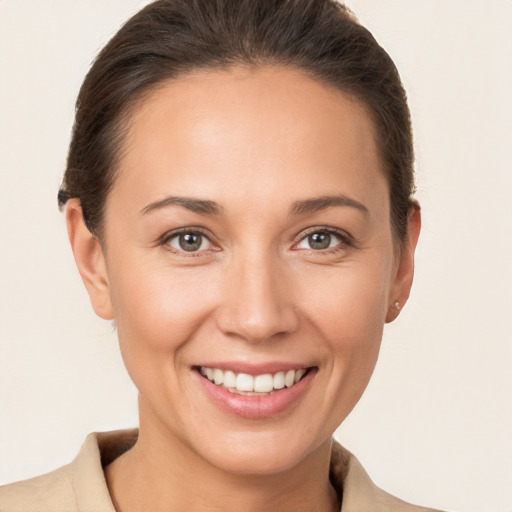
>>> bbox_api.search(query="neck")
[105,405,340,512]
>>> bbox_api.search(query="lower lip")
[195,369,316,419]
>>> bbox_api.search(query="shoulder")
[0,464,77,512]
[0,430,134,512]
[330,441,447,512]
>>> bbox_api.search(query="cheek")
[299,259,392,345]
[297,257,393,412]
[108,258,219,356]
[107,262,223,411]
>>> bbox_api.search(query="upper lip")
[194,362,315,375]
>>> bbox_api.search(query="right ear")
[65,199,114,320]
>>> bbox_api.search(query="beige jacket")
[0,430,444,512]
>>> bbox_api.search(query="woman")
[1,0,443,510]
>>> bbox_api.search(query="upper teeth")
[199,367,307,394]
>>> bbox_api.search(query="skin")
[66,65,420,512]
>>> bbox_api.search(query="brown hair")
[59,0,415,244]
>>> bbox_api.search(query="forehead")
[111,65,386,216]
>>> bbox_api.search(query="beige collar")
[71,429,440,512]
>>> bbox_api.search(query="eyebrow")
[140,196,223,216]
[140,194,368,217]
[291,195,369,216]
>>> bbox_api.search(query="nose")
[215,251,299,343]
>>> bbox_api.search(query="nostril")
[214,302,300,343]
[214,263,300,342]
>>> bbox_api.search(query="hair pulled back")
[59,0,415,244]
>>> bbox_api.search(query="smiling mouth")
[196,366,312,396]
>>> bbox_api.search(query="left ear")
[66,198,114,320]
[386,202,421,323]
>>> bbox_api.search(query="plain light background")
[1,1,511,511]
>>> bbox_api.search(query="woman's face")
[73,66,418,475]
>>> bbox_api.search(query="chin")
[189,427,329,476]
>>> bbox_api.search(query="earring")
[392,301,401,311]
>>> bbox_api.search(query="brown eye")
[308,232,331,250]
[167,231,211,253]
[179,233,202,251]
[296,229,346,252]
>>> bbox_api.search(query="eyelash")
[160,226,353,256]
[161,227,217,257]
[293,227,353,255]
